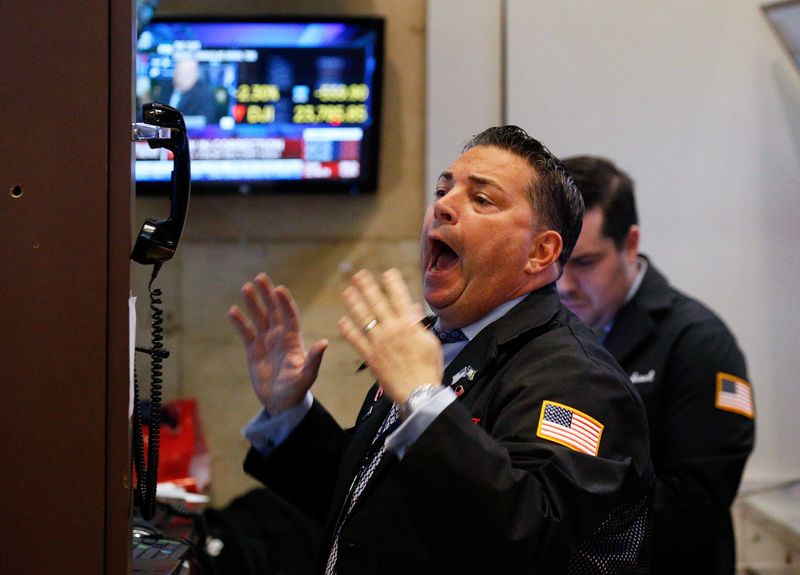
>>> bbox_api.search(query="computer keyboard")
[133,530,190,574]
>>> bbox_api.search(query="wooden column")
[0,1,134,573]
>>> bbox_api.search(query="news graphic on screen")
[135,17,384,194]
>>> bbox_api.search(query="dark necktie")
[433,326,468,344]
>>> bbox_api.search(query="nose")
[433,193,457,224]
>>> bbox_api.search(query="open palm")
[230,273,327,414]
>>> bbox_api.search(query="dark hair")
[562,156,638,250]
[462,126,584,267]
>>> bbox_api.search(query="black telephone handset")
[131,103,191,521]
[131,102,191,266]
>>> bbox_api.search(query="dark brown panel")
[0,1,132,573]
[107,1,135,573]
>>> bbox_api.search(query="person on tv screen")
[168,57,221,125]
[557,155,755,575]
[229,126,655,573]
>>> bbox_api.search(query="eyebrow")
[569,251,603,262]
[437,171,506,192]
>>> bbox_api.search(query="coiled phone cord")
[133,263,168,521]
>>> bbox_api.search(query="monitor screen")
[135,16,384,194]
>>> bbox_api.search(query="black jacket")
[172,80,220,123]
[603,257,755,575]
[245,284,654,574]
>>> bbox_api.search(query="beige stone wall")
[133,0,426,506]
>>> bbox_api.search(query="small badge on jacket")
[451,365,477,387]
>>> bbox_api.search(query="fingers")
[232,272,299,345]
[342,285,378,334]
[343,268,415,330]
[239,272,296,334]
[232,269,416,368]
[228,305,256,345]
[338,315,372,361]
[381,269,415,320]
[352,270,397,323]
[253,273,281,330]
[410,302,426,324]
[338,268,417,365]
[241,282,269,332]
[274,285,301,336]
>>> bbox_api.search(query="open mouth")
[428,238,459,271]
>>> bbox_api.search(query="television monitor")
[135,16,384,194]
[763,1,800,75]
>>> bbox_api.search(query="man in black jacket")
[229,127,654,573]
[167,58,220,124]
[558,156,755,574]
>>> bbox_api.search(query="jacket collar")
[603,255,674,362]
[443,283,562,386]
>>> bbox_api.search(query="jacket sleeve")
[243,399,350,522]
[653,317,755,562]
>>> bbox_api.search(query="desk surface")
[738,481,800,547]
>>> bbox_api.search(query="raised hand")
[229,273,328,414]
[338,268,443,404]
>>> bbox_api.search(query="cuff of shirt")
[241,392,313,456]
[384,385,456,459]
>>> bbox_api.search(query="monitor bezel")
[135,14,385,196]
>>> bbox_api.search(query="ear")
[623,225,640,265]
[525,230,563,274]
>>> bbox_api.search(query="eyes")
[433,187,496,208]
[567,256,599,269]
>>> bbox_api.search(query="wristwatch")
[398,384,442,421]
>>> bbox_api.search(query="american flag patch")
[715,372,754,418]
[536,401,604,456]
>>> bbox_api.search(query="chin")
[423,284,448,308]
[423,296,447,315]
[423,295,455,322]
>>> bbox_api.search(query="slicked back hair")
[462,125,584,267]
[561,156,638,250]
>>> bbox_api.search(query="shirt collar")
[433,294,527,342]
[624,256,648,305]
[434,295,526,366]
[600,256,648,338]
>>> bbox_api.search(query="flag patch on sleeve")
[536,400,604,456]
[715,372,754,418]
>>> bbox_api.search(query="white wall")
[429,0,800,481]
[425,0,503,202]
